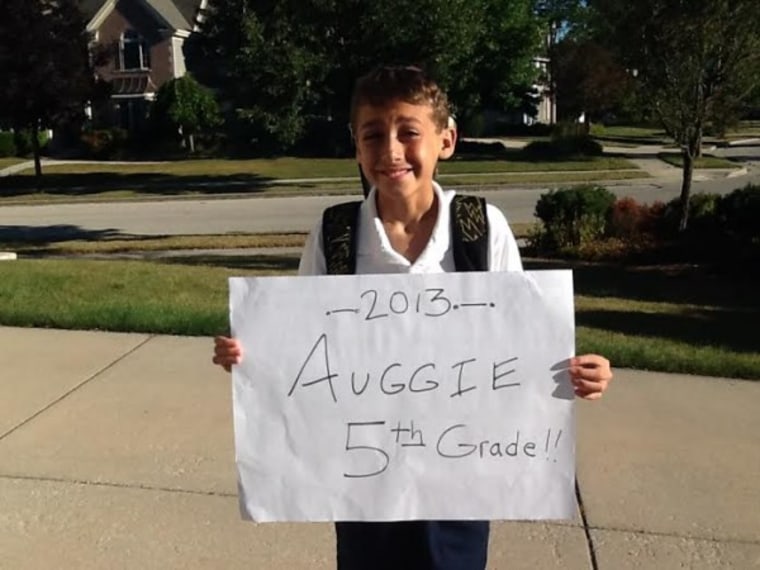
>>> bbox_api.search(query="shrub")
[80,128,128,159]
[14,130,50,156]
[717,184,760,248]
[533,184,616,250]
[553,122,589,138]
[0,132,16,157]
[607,197,643,239]
[522,135,603,160]
[493,122,554,137]
[659,193,721,238]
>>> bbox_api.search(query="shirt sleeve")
[486,204,523,272]
[298,218,327,276]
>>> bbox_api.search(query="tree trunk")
[188,133,195,153]
[695,130,703,158]
[31,124,42,189]
[678,149,695,232]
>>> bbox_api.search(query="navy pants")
[335,520,489,570]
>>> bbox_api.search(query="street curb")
[727,167,749,178]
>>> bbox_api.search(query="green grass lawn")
[2,233,308,254]
[657,153,739,169]
[0,154,642,203]
[1,256,757,379]
[591,125,671,146]
[1,223,538,254]
[0,157,26,169]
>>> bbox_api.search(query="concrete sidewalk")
[1,326,758,569]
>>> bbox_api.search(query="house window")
[120,30,150,70]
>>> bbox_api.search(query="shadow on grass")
[578,308,760,354]
[0,172,276,197]
[453,144,617,164]
[0,224,126,243]
[524,258,759,308]
[593,134,670,146]
[161,254,300,272]
[525,258,760,355]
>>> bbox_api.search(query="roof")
[79,0,202,32]
[143,0,191,30]
[172,0,202,27]
[78,0,105,20]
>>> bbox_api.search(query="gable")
[78,0,108,21]
[81,0,202,32]
[172,0,203,28]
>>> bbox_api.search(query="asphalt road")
[1,148,758,239]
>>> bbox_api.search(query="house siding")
[95,0,172,88]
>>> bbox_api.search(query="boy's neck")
[375,185,439,263]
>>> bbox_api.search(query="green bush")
[659,193,721,238]
[492,122,554,137]
[533,184,616,250]
[0,132,17,157]
[522,135,603,160]
[717,184,760,248]
[14,130,49,156]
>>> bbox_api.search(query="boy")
[214,65,613,569]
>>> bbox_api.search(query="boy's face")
[354,100,456,202]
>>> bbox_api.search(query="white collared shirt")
[298,182,523,276]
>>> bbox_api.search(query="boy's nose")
[382,134,404,161]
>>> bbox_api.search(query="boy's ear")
[439,126,457,160]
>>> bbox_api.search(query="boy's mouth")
[378,167,413,180]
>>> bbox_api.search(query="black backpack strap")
[450,194,489,272]
[322,201,363,275]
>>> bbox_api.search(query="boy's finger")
[572,354,609,368]
[572,377,605,391]
[570,366,611,382]
[575,388,603,400]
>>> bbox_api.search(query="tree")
[589,0,760,230]
[189,0,543,151]
[0,0,94,181]
[534,0,588,124]
[188,0,334,150]
[461,0,543,124]
[553,39,633,126]
[151,75,222,152]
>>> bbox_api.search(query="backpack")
[321,194,489,275]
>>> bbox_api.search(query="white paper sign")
[230,270,576,522]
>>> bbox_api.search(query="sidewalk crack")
[576,474,599,570]
[0,334,156,441]
[0,473,236,498]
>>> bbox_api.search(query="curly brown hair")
[349,65,451,135]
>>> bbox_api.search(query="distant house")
[79,0,205,130]
[531,55,556,125]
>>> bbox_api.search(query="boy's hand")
[212,336,243,373]
[570,354,612,400]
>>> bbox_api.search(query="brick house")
[79,0,204,130]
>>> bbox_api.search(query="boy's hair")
[349,65,451,134]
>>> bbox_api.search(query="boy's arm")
[486,204,522,272]
[298,219,327,276]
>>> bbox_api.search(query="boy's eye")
[362,132,382,142]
